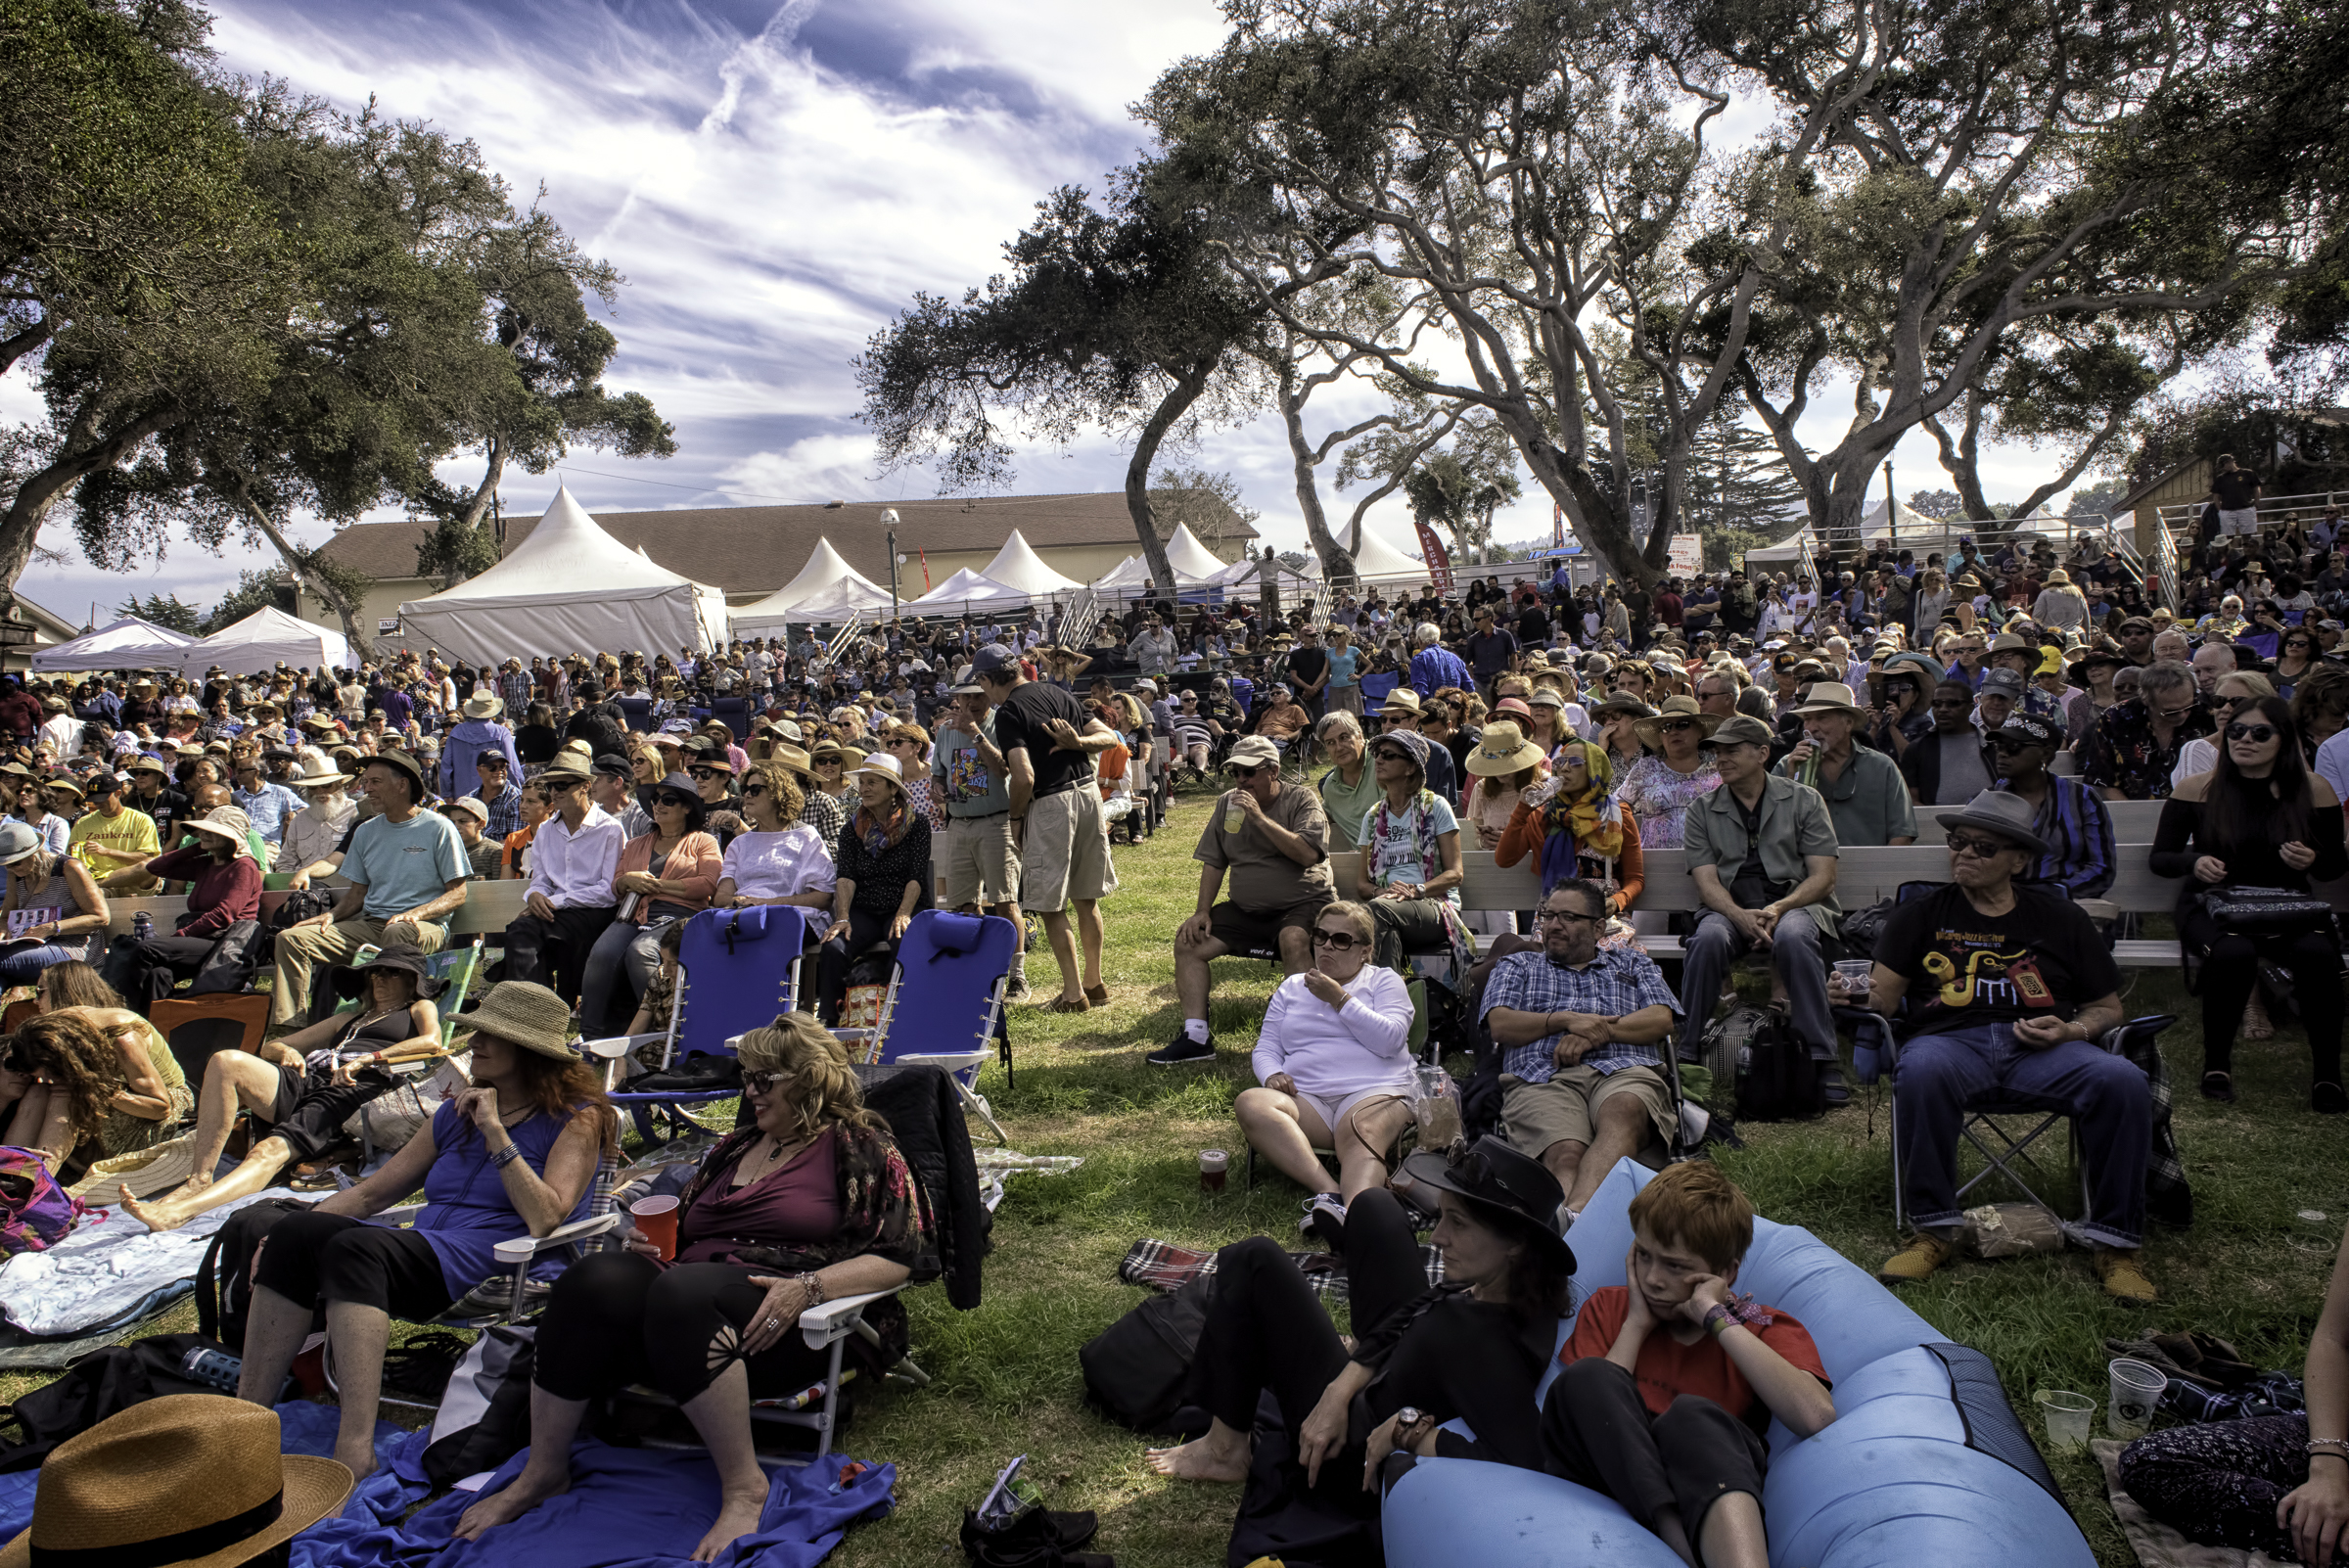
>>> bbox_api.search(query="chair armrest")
[800,1285,904,1348]
[581,1033,665,1061]
[829,1028,878,1042]
[490,1212,623,1266]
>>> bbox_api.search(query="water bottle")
[181,1347,242,1392]
[132,911,153,942]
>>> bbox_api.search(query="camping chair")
[316,945,484,1168]
[834,910,1013,1145]
[582,905,810,1146]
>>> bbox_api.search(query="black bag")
[186,918,265,995]
[2198,887,2336,937]
[1079,1275,1212,1437]
[631,1055,743,1093]
[196,1196,317,1350]
[1734,1009,1827,1122]
[0,1333,260,1472]
[1225,1389,1382,1568]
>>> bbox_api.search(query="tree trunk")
[1124,361,1213,598]
[237,492,376,664]
[0,405,182,594]
[1508,430,1658,590]
[457,438,505,530]
[1277,359,1357,581]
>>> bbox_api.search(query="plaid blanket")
[1117,1237,1445,1304]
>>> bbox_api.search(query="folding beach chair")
[835,910,1014,1145]
[582,905,809,1146]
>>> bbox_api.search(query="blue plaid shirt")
[1480,946,1683,1084]
[231,782,304,845]
[475,781,524,840]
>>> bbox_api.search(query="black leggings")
[1192,1189,1545,1495]
[249,1210,455,1319]
[531,1251,833,1406]
[2185,908,2344,1082]
[2119,1412,2309,1557]
[1541,1358,1768,1545]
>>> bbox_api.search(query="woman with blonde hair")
[454,1014,929,1559]
[714,759,836,911]
[1911,568,1951,638]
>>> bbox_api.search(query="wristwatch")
[1393,1407,1434,1448]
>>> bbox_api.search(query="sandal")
[1083,984,1110,1005]
[2199,1070,2235,1102]
[1042,994,1090,1014]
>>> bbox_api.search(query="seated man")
[1989,713,2115,898]
[1679,715,1841,1068]
[1482,878,1681,1220]
[1848,789,2152,1303]
[500,757,623,1006]
[1541,1163,1835,1568]
[1154,734,1335,1066]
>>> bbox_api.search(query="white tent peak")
[176,605,350,676]
[1162,525,1228,581]
[978,530,1083,596]
[907,568,1028,611]
[730,538,894,631]
[1341,518,1424,578]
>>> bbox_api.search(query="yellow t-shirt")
[67,806,159,877]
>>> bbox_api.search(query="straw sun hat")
[1633,694,1724,749]
[1463,720,1546,776]
[461,980,579,1061]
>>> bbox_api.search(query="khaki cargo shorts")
[1499,1064,1674,1158]
[1019,786,1118,913]
[942,812,1020,908]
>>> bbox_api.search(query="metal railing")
[2154,490,2348,542]
[820,612,862,665]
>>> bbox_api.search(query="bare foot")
[332,1438,377,1488]
[119,1187,188,1234]
[691,1487,769,1562]
[1145,1433,1250,1483]
[452,1463,572,1541]
[166,1172,213,1198]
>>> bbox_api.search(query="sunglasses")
[1311,928,1364,949]
[2226,722,2279,743]
[1945,830,2017,858]
[655,792,696,809]
[742,783,770,799]
[742,1070,787,1093]
[1988,735,2040,753]
[1655,718,1698,734]
[2152,702,2197,721]
[1930,696,1971,709]
[1537,908,1603,926]
[1228,763,1266,780]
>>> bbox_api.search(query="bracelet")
[1702,1304,1737,1337]
[2311,1438,2349,1456]
[798,1270,827,1307]
[489,1141,523,1169]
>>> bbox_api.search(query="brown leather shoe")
[1042,993,1090,1014]
[1084,984,1110,1005]
[2096,1248,2158,1306]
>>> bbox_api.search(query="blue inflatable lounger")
[1382,1159,2095,1568]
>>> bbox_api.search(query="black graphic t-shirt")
[1873,883,2119,1035]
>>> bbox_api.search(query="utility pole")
[882,508,900,621]
[1883,459,1896,553]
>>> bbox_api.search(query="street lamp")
[881,508,900,620]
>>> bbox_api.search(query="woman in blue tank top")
[229,981,615,1486]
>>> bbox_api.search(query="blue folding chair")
[837,910,1015,1144]
[585,905,809,1146]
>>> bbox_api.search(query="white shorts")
[1294,1084,1414,1144]
[2221,508,2260,536]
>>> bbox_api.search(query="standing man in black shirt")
[1514,590,1552,655]
[1284,626,1331,720]
[2209,453,2263,539]
[1463,605,1520,702]
[974,645,1121,1014]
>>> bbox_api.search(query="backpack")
[0,1147,91,1256]
[0,1333,242,1472]
[1733,1008,1828,1122]
[1078,1275,1212,1438]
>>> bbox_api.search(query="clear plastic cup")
[2108,1359,2166,1439]
[2035,1389,2095,1451]
[1198,1149,1229,1193]
[1833,959,1873,992]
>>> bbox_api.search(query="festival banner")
[1411,519,1456,596]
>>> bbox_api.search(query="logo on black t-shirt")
[1923,941,2054,1010]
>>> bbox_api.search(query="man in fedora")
[439,689,523,798]
[269,750,470,1026]
[1845,790,2152,1303]
[502,755,622,1008]
[1773,682,1914,848]
[1679,715,1842,1066]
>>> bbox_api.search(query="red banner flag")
[917,549,932,592]
[1411,519,1455,597]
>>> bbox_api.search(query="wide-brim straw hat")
[1589,692,1657,721]
[1634,695,1725,748]
[461,981,579,1060]
[461,693,503,719]
[290,764,350,790]
[0,1394,351,1568]
[186,807,253,850]
[1464,720,1546,776]
[768,741,817,783]
[1790,681,1869,718]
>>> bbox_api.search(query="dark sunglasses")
[655,792,696,809]
[1655,718,1698,734]
[1929,696,1971,709]
[689,766,726,779]
[742,1070,786,1093]
[1228,763,1265,780]
[1988,734,2041,753]
[1311,927,1364,949]
[1945,830,2017,857]
[741,783,770,799]
[2226,722,2279,743]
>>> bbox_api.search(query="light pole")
[882,508,900,621]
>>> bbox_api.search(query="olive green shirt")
[1684,773,1842,935]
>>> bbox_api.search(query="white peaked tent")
[770,576,899,624]
[1208,554,1320,592]
[730,538,893,635]
[396,485,730,662]
[1089,555,1153,594]
[976,530,1083,597]
[31,615,195,672]
[1163,524,1230,581]
[174,606,351,675]
[906,568,1029,613]
[1343,518,1427,580]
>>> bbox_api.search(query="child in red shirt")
[1542,1164,1837,1568]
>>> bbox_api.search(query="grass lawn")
[14,788,2345,1565]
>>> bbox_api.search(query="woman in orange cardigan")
[1495,738,1644,951]
[579,772,724,1035]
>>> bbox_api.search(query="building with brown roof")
[296,491,1257,639]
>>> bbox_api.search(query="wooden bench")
[103,878,533,943]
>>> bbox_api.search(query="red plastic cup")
[629,1195,679,1262]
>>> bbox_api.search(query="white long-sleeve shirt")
[1252,964,1418,1098]
[526,806,624,908]
[718,826,837,901]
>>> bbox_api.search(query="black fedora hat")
[329,942,446,1001]
[1398,1135,1575,1269]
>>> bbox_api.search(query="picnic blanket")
[1119,1237,1445,1303]
[2094,1437,2287,1568]
[0,1187,300,1337]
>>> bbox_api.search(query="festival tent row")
[29,616,195,673]
[727,539,896,635]
[395,486,731,663]
[976,530,1084,597]
[905,568,1030,613]
[173,606,351,675]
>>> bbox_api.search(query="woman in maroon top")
[101,806,263,1013]
[455,1014,933,1561]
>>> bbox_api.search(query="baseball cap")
[968,645,1020,678]
[1978,669,2026,697]
[1226,736,1282,769]
[1998,714,2061,748]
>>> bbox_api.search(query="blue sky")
[6,0,2070,625]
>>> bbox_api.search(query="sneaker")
[1146,1032,1215,1067]
[1878,1233,1955,1285]
[2096,1248,2158,1306]
[1300,1193,1348,1244]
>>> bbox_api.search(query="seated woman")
[1493,737,1644,963]
[1147,1134,1570,1506]
[0,819,109,987]
[228,981,612,1485]
[120,945,445,1232]
[1,1000,192,1181]
[712,761,836,911]
[1349,730,1467,973]
[2121,1209,2349,1562]
[815,753,933,1024]
[1236,900,1416,1224]
[1540,1162,1836,1568]
[452,1015,929,1558]
[96,808,261,1011]
[2149,695,2349,1109]
[577,775,721,1037]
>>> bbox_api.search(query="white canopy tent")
[905,568,1029,613]
[1162,525,1231,581]
[730,539,894,635]
[395,486,730,663]
[771,577,899,625]
[1342,519,1427,580]
[175,606,351,676]
[1206,554,1319,591]
[976,530,1084,597]
[31,616,195,672]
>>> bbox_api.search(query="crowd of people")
[9,493,2349,1567]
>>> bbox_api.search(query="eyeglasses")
[1311,928,1364,949]
[1537,908,1602,926]
[1945,831,2016,858]
[2226,722,2280,743]
[2152,702,2197,721]
[1228,763,1265,779]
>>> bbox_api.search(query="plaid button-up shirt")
[1480,946,1683,1084]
